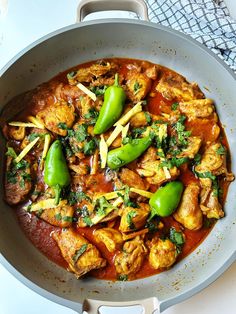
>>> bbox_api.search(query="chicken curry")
[1,58,234,281]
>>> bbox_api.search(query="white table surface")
[0,1,236,313]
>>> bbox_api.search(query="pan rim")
[0,18,236,312]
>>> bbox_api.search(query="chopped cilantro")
[216,144,226,155]
[126,210,137,230]
[54,213,62,221]
[95,196,113,217]
[83,108,99,124]
[72,244,88,263]
[194,171,216,181]
[203,218,216,228]
[144,112,152,124]
[131,127,146,138]
[28,132,47,142]
[83,216,93,227]
[193,153,202,165]
[75,124,88,142]
[169,227,185,254]
[90,85,107,96]
[118,274,128,281]
[15,160,29,170]
[171,102,179,110]
[83,138,98,156]
[67,71,77,79]
[36,208,44,217]
[159,157,189,169]
[67,191,91,205]
[5,146,17,158]
[145,220,159,233]
[58,122,68,130]
[212,179,223,197]
[133,81,142,94]
[62,216,73,222]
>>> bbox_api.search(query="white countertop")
[0,1,236,313]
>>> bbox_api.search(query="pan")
[0,0,236,313]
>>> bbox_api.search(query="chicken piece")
[68,61,118,84]
[179,99,214,120]
[79,95,95,117]
[130,111,148,127]
[137,160,179,185]
[149,238,177,269]
[8,126,25,140]
[126,71,152,102]
[119,168,146,191]
[20,128,50,156]
[195,143,228,176]
[177,136,202,159]
[141,146,157,163]
[114,236,148,276]
[37,101,75,136]
[94,228,123,252]
[200,190,224,219]
[52,228,106,278]
[55,83,83,102]
[5,156,32,205]
[156,72,204,101]
[119,203,150,233]
[174,183,203,230]
[69,162,89,175]
[145,65,158,80]
[39,200,74,228]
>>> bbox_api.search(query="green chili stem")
[54,184,61,205]
[114,73,119,87]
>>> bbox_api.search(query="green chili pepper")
[94,73,126,134]
[149,181,183,218]
[44,140,70,205]
[107,136,152,170]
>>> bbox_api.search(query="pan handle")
[76,0,149,22]
[82,297,160,314]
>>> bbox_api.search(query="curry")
[1,58,234,281]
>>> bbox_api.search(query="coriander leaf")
[27,132,48,142]
[193,153,201,165]
[216,144,226,155]
[67,191,91,205]
[145,220,159,233]
[62,216,73,222]
[83,108,99,125]
[6,171,17,184]
[131,127,146,138]
[90,85,107,96]
[58,122,68,130]
[118,274,128,281]
[83,138,97,155]
[169,227,185,254]
[72,244,88,263]
[54,213,62,220]
[203,218,216,228]
[133,81,142,94]
[75,124,88,142]
[194,171,216,180]
[95,196,113,217]
[15,160,29,170]
[83,216,93,227]
[67,71,77,79]
[126,210,137,230]
[171,102,179,111]
[5,146,17,158]
[19,178,25,188]
[144,112,152,124]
